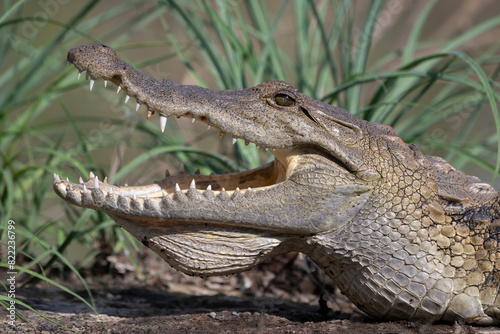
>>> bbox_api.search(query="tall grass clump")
[1,0,499,328]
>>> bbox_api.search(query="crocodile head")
[54,44,382,275]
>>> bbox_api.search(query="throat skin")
[54,44,500,325]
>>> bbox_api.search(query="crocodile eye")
[274,94,295,107]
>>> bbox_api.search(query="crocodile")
[54,44,500,325]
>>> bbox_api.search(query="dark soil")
[2,252,499,333]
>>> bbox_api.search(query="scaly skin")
[54,44,500,324]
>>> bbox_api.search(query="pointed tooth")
[83,184,87,193]
[175,183,181,192]
[89,79,95,91]
[133,193,137,200]
[160,116,167,133]
[104,80,108,87]
[236,187,240,192]
[109,188,113,195]
[206,185,212,191]
[94,176,99,188]
[117,86,121,94]
[247,187,252,191]
[195,168,200,174]
[104,176,108,183]
[79,177,83,184]
[221,187,226,192]
[219,133,224,139]
[124,183,128,187]
[125,95,130,104]
[85,71,89,80]
[265,148,268,151]
[147,110,152,119]
[136,102,140,111]
[191,117,196,123]
[89,171,95,179]
[165,169,170,177]
[77,71,82,80]
[207,124,211,130]
[232,138,237,145]
[53,173,61,182]
[190,179,196,189]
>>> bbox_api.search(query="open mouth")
[54,64,298,201]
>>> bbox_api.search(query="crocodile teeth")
[83,184,88,193]
[190,179,196,189]
[125,95,130,104]
[206,184,212,191]
[79,177,83,184]
[136,103,140,111]
[207,124,211,130]
[94,176,99,189]
[104,80,107,87]
[109,188,113,194]
[90,171,95,179]
[232,138,237,145]
[191,117,196,123]
[160,116,167,133]
[77,71,82,80]
[89,79,95,91]
[117,86,121,94]
[53,173,61,182]
[175,183,181,192]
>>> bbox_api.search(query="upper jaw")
[67,44,289,151]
